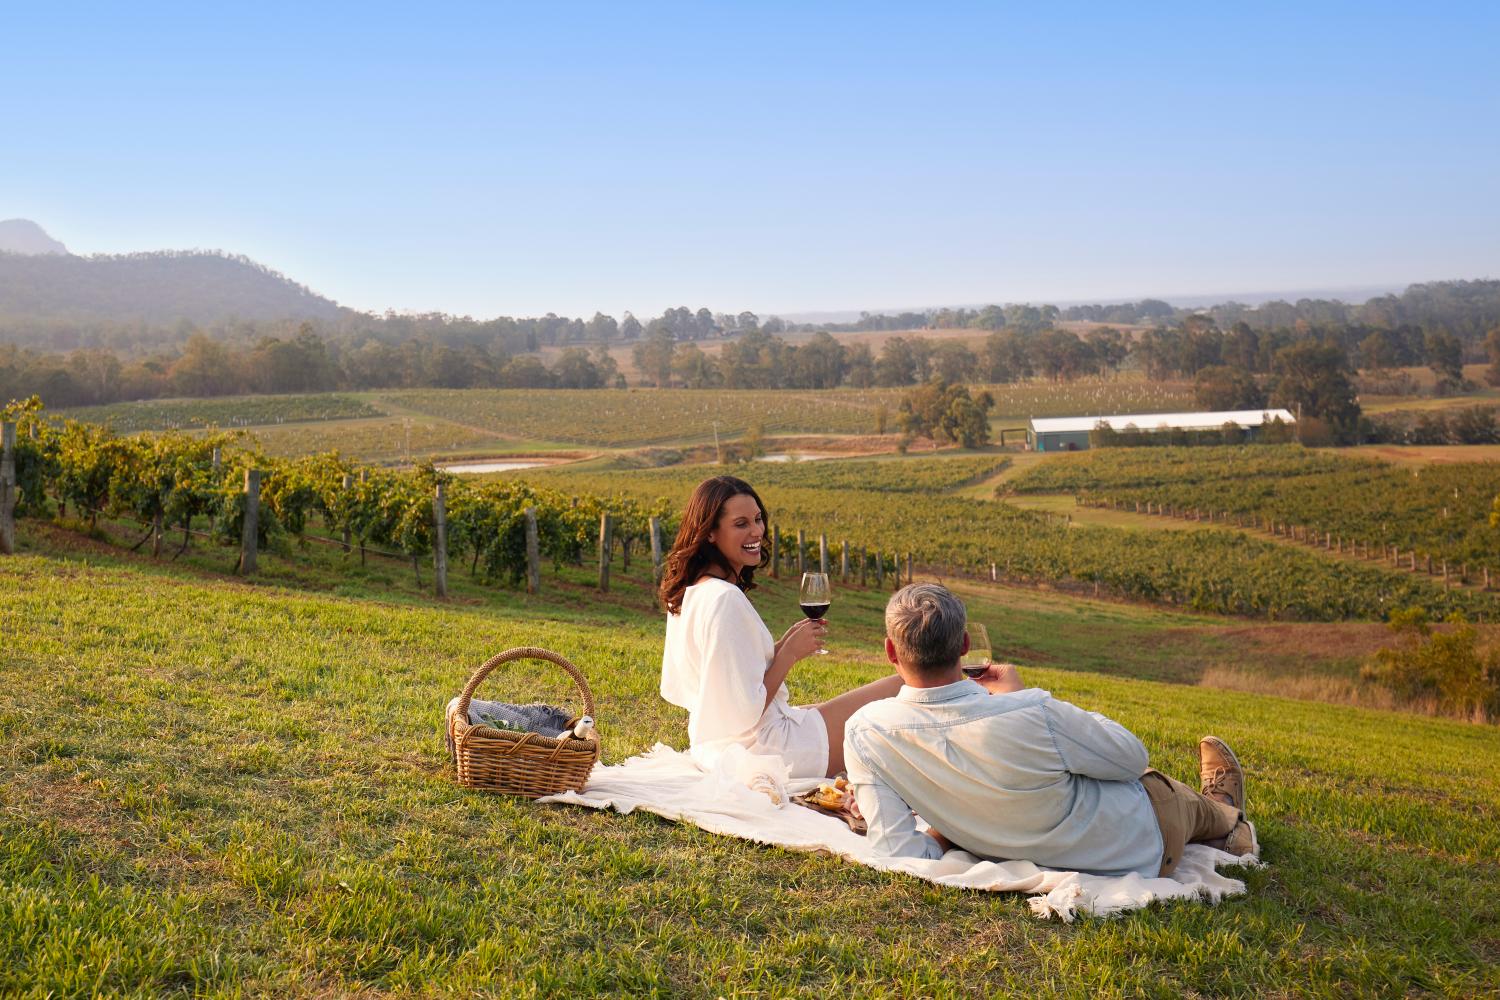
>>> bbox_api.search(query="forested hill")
[0,250,350,335]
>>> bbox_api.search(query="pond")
[436,460,549,474]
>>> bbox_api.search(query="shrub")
[1362,607,1500,721]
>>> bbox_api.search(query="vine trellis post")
[433,483,449,598]
[0,422,16,556]
[239,468,260,575]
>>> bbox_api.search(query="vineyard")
[385,381,1197,446]
[1005,444,1500,569]
[241,416,510,462]
[1,401,670,590]
[55,394,384,432]
[47,380,1199,458]
[515,458,1498,621]
[14,400,1500,621]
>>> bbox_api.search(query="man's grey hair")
[885,584,967,673]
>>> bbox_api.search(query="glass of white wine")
[799,572,831,655]
[961,623,992,679]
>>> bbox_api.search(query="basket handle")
[454,646,596,726]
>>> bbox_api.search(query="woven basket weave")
[449,646,600,797]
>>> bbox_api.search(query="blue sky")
[4,2,1497,319]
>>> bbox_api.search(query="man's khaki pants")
[1140,769,1240,877]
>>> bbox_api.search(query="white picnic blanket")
[537,743,1262,921]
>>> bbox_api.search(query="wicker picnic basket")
[448,646,600,797]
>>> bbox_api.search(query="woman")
[659,475,902,779]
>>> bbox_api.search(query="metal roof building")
[1027,409,1296,452]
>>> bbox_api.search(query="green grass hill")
[2,525,1498,997]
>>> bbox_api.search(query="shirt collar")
[896,678,983,704]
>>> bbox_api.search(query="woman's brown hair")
[659,475,769,614]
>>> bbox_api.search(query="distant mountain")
[0,218,68,255]
[0,247,351,331]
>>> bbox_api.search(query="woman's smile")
[711,494,765,574]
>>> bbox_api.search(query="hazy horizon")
[5,4,1496,320]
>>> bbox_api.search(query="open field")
[4,521,1498,997]
[1359,364,1500,413]
[1345,444,1500,466]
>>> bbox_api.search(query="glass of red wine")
[961,623,992,679]
[799,572,831,655]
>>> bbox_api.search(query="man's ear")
[885,637,899,665]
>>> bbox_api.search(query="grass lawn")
[3,524,1498,997]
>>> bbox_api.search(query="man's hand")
[975,662,1024,695]
[926,827,953,853]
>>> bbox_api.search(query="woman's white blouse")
[660,578,791,765]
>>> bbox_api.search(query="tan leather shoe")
[1199,735,1245,813]
[1222,819,1258,858]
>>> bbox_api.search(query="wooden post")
[524,507,540,594]
[892,552,902,589]
[859,546,867,586]
[796,529,805,575]
[239,469,260,575]
[874,550,884,588]
[152,510,163,558]
[341,473,353,552]
[768,524,779,579]
[818,533,828,575]
[839,540,849,583]
[358,469,369,567]
[905,553,912,584]
[433,483,449,598]
[650,516,664,584]
[598,512,613,592]
[990,562,997,582]
[211,447,222,472]
[1485,567,1491,591]
[0,422,16,556]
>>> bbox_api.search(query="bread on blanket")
[805,776,849,810]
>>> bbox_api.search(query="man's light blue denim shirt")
[844,679,1163,877]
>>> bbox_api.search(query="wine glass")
[799,572,831,655]
[961,623,992,679]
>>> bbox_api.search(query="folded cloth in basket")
[444,697,573,753]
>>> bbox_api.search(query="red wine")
[800,603,830,620]
[961,665,987,679]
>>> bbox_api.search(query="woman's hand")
[777,617,828,663]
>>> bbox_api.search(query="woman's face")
[707,493,765,575]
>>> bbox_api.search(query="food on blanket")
[806,776,850,811]
[747,771,785,807]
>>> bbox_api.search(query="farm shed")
[1027,408,1296,452]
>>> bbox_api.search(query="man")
[844,583,1255,877]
